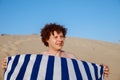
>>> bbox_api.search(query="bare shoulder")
[40,51,48,55]
[62,51,76,59]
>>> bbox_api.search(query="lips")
[55,43,62,48]
[57,43,63,45]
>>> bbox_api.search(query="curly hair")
[40,23,67,46]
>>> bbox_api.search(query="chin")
[57,47,62,50]
[56,45,63,50]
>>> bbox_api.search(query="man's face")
[47,31,65,51]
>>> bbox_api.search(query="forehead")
[51,31,63,36]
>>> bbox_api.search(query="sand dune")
[0,35,120,80]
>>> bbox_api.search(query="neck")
[47,49,62,56]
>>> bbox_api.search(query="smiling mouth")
[56,43,63,46]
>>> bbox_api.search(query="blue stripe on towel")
[82,61,93,80]
[30,55,42,80]
[16,54,30,80]
[7,55,20,80]
[92,63,99,80]
[4,57,11,74]
[61,57,69,80]
[7,57,11,67]
[72,59,83,80]
[100,65,104,80]
[45,56,55,80]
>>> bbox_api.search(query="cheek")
[49,39,56,44]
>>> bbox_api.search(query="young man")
[1,23,109,77]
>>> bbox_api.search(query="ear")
[46,39,49,43]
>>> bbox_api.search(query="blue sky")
[0,0,120,43]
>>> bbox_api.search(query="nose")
[58,36,64,42]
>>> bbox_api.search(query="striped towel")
[4,54,104,80]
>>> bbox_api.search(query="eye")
[54,36,58,39]
[60,35,64,38]
[60,36,63,38]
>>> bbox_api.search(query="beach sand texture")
[0,35,120,80]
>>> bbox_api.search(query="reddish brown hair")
[40,23,67,46]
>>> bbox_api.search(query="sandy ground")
[0,35,120,80]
